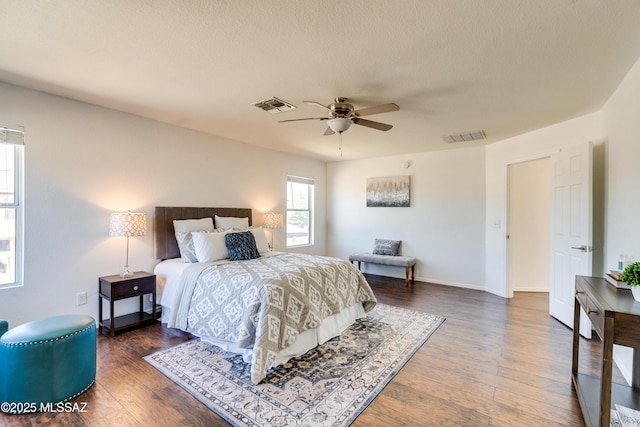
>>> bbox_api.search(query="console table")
[572,275,640,426]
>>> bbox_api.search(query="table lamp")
[263,212,283,249]
[109,211,146,277]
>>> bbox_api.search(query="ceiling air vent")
[253,97,296,114]
[442,130,486,143]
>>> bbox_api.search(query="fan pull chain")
[339,132,343,157]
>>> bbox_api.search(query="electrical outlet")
[76,292,87,306]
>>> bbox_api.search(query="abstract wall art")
[366,176,411,207]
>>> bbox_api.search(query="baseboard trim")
[361,270,484,292]
[418,277,485,292]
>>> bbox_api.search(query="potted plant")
[621,262,640,301]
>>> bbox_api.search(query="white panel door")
[549,142,593,335]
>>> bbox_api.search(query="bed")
[153,206,377,383]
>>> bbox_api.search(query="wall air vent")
[253,97,296,114]
[442,130,486,143]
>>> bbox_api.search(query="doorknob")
[571,245,588,252]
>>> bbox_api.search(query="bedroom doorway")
[507,157,551,293]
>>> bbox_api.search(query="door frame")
[506,156,551,294]
[504,151,554,297]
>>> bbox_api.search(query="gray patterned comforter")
[169,252,377,383]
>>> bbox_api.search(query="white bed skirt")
[161,302,365,368]
[199,302,365,367]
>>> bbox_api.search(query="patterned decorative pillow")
[225,231,261,261]
[175,229,217,262]
[372,238,401,256]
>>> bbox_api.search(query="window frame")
[286,175,314,248]
[0,125,24,289]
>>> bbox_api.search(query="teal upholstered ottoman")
[0,314,96,414]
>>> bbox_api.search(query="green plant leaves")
[621,262,640,287]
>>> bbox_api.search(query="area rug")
[615,404,640,427]
[144,303,444,427]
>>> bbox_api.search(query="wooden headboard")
[154,206,253,260]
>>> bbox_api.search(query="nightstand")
[98,271,157,336]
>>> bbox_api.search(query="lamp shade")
[109,212,146,237]
[327,117,352,133]
[263,212,283,229]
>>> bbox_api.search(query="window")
[0,125,24,288]
[286,175,314,247]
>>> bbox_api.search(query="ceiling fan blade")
[304,101,332,112]
[352,117,393,131]
[354,103,400,117]
[278,117,326,123]
[323,126,335,136]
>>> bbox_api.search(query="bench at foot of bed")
[348,252,416,285]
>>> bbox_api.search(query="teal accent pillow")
[225,231,261,261]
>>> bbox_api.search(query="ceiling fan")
[278,97,400,136]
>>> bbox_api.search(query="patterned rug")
[144,303,444,427]
[613,405,640,426]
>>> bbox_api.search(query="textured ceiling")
[1,0,640,161]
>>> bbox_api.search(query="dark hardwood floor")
[1,275,620,426]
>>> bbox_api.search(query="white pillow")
[192,231,229,262]
[215,215,249,230]
[173,217,214,233]
[175,229,215,262]
[249,227,270,254]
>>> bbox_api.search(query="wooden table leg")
[633,349,640,391]
[600,316,614,427]
[571,298,580,382]
[98,295,103,334]
[109,298,115,337]
[152,288,157,322]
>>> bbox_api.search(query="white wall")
[603,58,640,275]
[484,112,606,297]
[0,82,327,326]
[327,147,486,289]
[601,56,640,385]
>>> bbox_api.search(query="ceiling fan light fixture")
[327,117,352,133]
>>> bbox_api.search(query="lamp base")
[120,267,133,278]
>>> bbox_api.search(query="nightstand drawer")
[110,277,155,299]
[99,274,156,299]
